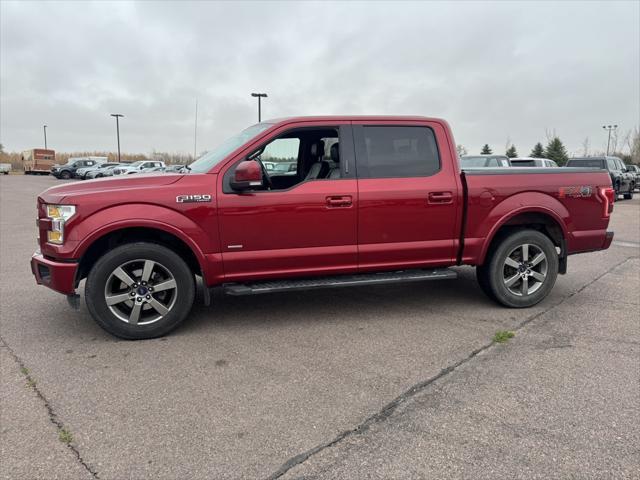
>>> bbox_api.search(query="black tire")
[60,170,71,180]
[475,263,496,301]
[623,186,634,200]
[477,229,558,308]
[96,173,103,178]
[85,242,195,339]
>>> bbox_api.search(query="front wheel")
[60,170,71,180]
[85,243,195,339]
[477,229,559,308]
[623,185,634,200]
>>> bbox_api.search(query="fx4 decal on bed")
[176,194,212,203]
[558,186,592,198]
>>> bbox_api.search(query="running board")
[223,268,457,296]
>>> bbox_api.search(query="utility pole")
[251,92,267,122]
[110,114,124,162]
[602,124,618,156]
[193,98,198,161]
[43,125,48,149]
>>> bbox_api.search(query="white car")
[112,161,165,175]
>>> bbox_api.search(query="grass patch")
[20,366,29,375]
[58,428,73,444]
[26,378,36,388]
[493,330,515,343]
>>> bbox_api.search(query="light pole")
[251,93,267,122]
[110,114,124,162]
[43,125,48,149]
[602,124,618,156]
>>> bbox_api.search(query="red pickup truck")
[31,116,615,339]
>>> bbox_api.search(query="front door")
[217,124,358,282]
[353,121,461,271]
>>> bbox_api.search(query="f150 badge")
[176,194,212,203]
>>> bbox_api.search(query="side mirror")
[230,160,262,191]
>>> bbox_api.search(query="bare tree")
[629,127,640,164]
[456,144,467,156]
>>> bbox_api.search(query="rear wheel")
[477,229,558,308]
[85,243,195,339]
[624,185,634,200]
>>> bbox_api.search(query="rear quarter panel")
[462,170,612,264]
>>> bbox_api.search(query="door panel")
[354,121,461,271]
[217,180,358,281]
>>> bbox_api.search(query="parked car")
[129,166,166,174]
[51,157,105,180]
[84,164,122,179]
[460,155,510,168]
[565,156,634,199]
[76,162,120,180]
[112,160,165,175]
[31,115,615,339]
[166,165,187,173]
[626,164,640,190]
[0,163,11,175]
[509,157,558,168]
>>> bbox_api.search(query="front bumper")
[30,251,78,295]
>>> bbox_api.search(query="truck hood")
[40,173,185,203]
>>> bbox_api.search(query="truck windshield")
[188,123,272,173]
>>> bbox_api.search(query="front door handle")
[428,191,453,205]
[326,195,352,208]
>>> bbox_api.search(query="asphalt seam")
[0,335,100,479]
[265,254,637,479]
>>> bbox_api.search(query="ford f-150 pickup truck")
[31,116,615,339]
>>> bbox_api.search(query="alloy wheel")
[104,259,178,325]
[502,243,548,296]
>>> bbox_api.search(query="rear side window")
[357,126,440,178]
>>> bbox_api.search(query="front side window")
[607,158,617,170]
[359,126,440,178]
[261,138,299,176]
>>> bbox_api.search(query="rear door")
[353,121,461,271]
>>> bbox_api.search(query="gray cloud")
[1,0,638,156]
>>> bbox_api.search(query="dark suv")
[51,158,102,180]
[565,156,634,200]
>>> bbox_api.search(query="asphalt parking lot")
[1,175,638,479]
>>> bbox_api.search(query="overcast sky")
[1,1,638,157]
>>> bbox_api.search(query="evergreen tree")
[480,144,492,154]
[530,142,544,158]
[505,145,518,158]
[544,137,569,165]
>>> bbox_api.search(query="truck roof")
[262,115,446,125]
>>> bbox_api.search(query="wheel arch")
[479,207,569,273]
[75,224,207,286]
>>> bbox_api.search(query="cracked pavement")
[1,175,638,479]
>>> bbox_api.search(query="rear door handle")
[428,191,453,205]
[326,195,352,208]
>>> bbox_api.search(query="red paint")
[30,116,614,297]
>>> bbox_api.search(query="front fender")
[68,204,216,281]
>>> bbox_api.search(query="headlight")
[45,205,76,244]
